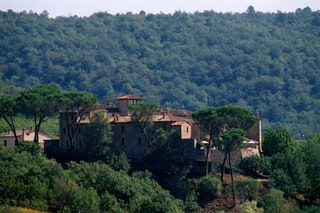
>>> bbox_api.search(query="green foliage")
[16,84,63,142]
[59,91,98,149]
[240,155,272,176]
[15,141,42,156]
[269,169,296,198]
[257,188,287,213]
[193,105,256,176]
[197,175,222,200]
[1,10,320,138]
[192,107,221,137]
[297,205,320,213]
[0,142,185,212]
[192,105,257,138]
[237,200,264,213]
[270,153,309,195]
[129,102,158,148]
[216,105,258,131]
[304,134,320,201]
[263,127,298,156]
[219,128,247,153]
[66,161,184,212]
[234,180,263,202]
[145,129,198,212]
[106,152,131,172]
[0,96,19,144]
[0,144,64,211]
[147,129,192,179]
[82,110,113,160]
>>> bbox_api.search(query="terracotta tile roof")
[109,109,194,125]
[116,94,143,100]
[0,129,31,137]
[0,129,50,137]
[108,115,132,123]
[171,121,189,126]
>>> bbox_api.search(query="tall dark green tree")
[0,97,19,145]
[262,127,297,156]
[193,105,258,176]
[59,91,98,150]
[192,107,222,175]
[128,102,158,149]
[146,129,198,212]
[219,128,246,207]
[305,133,320,202]
[82,110,113,160]
[16,84,63,143]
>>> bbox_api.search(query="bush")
[269,169,296,198]
[235,179,263,202]
[238,200,264,213]
[258,188,287,213]
[240,155,271,176]
[297,205,320,213]
[197,175,222,200]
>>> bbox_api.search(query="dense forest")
[1,123,320,212]
[1,7,320,138]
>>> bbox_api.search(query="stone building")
[58,94,198,161]
[0,129,51,148]
[58,94,261,165]
[111,107,197,161]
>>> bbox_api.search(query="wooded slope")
[1,7,320,137]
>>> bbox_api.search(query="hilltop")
[1,7,320,137]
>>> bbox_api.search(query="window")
[186,127,189,134]
[121,126,125,133]
[66,140,69,147]
[78,127,81,134]
[63,128,66,134]
[4,140,7,146]
[79,140,82,148]
[138,137,141,145]
[121,138,125,146]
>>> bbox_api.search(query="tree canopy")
[16,84,62,142]
[128,102,158,148]
[0,9,320,138]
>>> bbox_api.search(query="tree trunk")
[142,128,152,150]
[205,136,212,175]
[33,123,41,143]
[229,152,236,208]
[221,152,227,182]
[3,117,20,146]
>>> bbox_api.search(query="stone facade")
[58,94,262,166]
[0,129,51,148]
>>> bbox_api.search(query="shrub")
[235,179,263,202]
[258,188,286,213]
[197,175,222,200]
[240,155,271,176]
[238,200,264,213]
[269,169,296,198]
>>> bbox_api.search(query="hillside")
[1,7,320,138]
